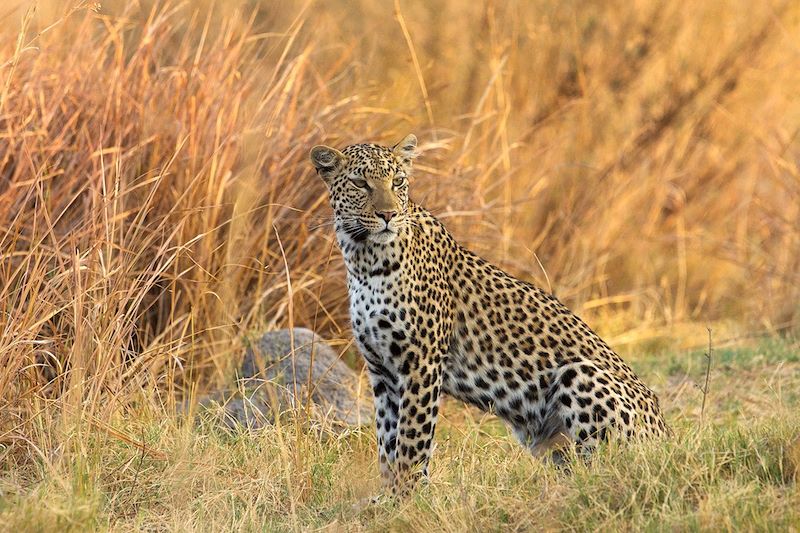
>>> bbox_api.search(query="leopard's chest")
[348,267,411,367]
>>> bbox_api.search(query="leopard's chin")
[369,229,398,244]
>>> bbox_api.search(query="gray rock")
[200,328,373,430]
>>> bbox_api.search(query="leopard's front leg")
[392,349,445,496]
[365,361,400,490]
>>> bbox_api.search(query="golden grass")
[1,1,799,529]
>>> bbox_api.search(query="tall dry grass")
[1,0,799,478]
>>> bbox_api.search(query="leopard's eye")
[392,176,407,188]
[350,178,369,189]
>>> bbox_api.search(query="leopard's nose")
[376,210,397,222]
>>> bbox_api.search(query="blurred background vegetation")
[1,0,799,469]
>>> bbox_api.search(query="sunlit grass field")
[2,339,799,530]
[1,0,799,530]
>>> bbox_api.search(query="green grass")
[2,338,799,531]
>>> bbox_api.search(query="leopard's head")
[310,134,417,245]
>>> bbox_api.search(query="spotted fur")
[310,135,669,496]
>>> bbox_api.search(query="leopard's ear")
[310,145,345,182]
[392,134,418,167]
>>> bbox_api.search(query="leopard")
[309,134,669,496]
